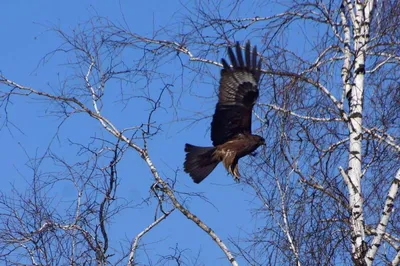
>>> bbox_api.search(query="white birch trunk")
[366,169,400,265]
[342,0,374,264]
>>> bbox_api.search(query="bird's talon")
[250,151,258,157]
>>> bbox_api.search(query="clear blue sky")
[0,1,292,265]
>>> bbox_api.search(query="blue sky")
[2,2,397,265]
[0,1,275,265]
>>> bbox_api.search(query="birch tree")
[1,0,400,265]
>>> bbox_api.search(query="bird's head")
[254,135,266,146]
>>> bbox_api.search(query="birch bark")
[343,1,375,264]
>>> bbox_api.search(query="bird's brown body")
[214,133,264,179]
[184,41,264,183]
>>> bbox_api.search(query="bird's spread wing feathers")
[211,41,262,146]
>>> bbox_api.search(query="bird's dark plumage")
[184,41,264,183]
[184,144,219,184]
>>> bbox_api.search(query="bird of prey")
[184,41,265,184]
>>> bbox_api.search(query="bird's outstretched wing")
[211,41,262,146]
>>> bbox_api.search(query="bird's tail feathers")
[184,144,219,183]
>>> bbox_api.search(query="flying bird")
[184,41,265,184]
